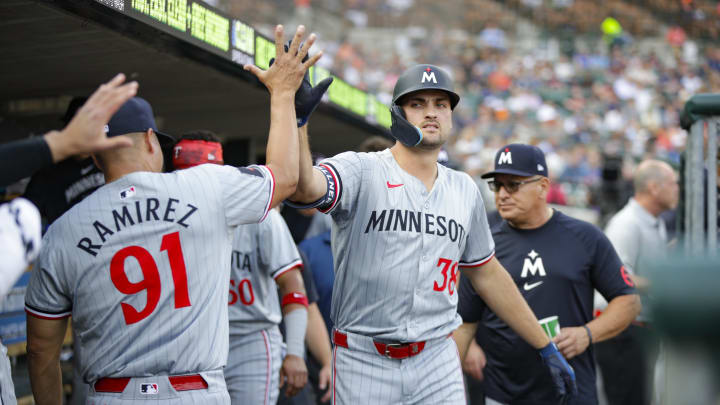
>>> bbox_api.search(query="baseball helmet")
[390,64,460,147]
[392,64,460,109]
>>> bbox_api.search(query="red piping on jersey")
[261,330,270,405]
[260,165,276,223]
[318,164,339,213]
[458,252,495,269]
[25,308,71,320]
[272,262,303,281]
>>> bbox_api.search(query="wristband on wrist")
[583,325,593,345]
[284,307,308,358]
[281,292,309,308]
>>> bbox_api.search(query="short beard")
[416,135,446,150]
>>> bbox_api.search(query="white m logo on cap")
[498,151,512,165]
[421,71,437,84]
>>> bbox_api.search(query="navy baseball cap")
[106,97,175,148]
[481,143,548,179]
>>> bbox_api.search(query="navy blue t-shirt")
[458,210,636,405]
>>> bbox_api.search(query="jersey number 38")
[109,231,191,325]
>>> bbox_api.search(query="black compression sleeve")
[0,137,53,187]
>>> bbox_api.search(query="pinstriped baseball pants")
[225,326,283,405]
[86,370,229,405]
[331,331,466,405]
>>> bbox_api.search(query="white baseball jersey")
[25,163,275,384]
[227,209,302,335]
[315,149,495,342]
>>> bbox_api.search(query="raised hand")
[244,25,323,96]
[45,74,138,162]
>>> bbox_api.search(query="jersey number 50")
[110,231,191,325]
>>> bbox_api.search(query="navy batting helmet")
[389,65,460,146]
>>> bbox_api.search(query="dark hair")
[178,130,221,144]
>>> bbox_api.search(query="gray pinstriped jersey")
[227,209,302,335]
[24,163,274,384]
[317,149,495,342]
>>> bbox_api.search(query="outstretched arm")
[289,124,331,204]
[244,25,322,209]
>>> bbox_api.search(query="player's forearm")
[305,303,332,366]
[452,321,477,361]
[28,357,63,405]
[289,124,326,203]
[265,92,299,207]
[467,259,549,349]
[587,294,641,343]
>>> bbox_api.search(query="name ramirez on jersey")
[77,197,199,256]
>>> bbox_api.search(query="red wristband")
[281,292,309,308]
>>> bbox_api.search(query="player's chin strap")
[390,104,424,147]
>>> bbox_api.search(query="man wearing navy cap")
[455,143,641,405]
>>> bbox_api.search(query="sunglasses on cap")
[487,177,542,193]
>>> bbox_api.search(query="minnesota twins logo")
[421,67,437,84]
[521,249,546,291]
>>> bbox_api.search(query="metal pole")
[689,121,705,254]
[707,118,718,253]
[684,123,693,253]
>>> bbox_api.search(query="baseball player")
[172,131,310,405]
[287,64,576,404]
[455,144,641,405]
[24,24,320,404]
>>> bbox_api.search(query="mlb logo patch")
[140,383,159,394]
[119,186,136,199]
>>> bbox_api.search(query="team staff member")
[0,74,139,187]
[598,159,678,405]
[24,25,320,405]
[455,144,641,405]
[173,131,310,404]
[287,65,575,404]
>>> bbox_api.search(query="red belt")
[333,330,426,359]
[94,374,208,393]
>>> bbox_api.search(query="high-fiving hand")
[244,25,323,96]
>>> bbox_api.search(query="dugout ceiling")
[0,0,391,159]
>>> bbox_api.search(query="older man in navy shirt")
[455,144,641,405]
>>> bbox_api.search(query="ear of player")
[270,41,334,127]
[540,342,578,400]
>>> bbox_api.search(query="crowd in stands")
[215,0,719,215]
